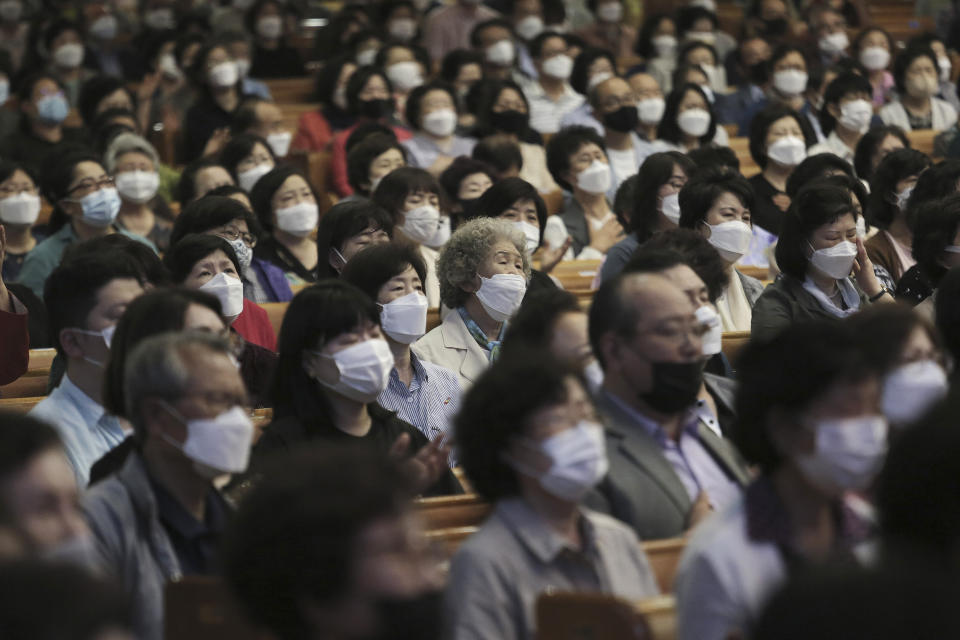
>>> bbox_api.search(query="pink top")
[871,71,895,108]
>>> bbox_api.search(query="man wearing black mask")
[584,271,750,540]
[590,75,655,194]
[716,36,772,126]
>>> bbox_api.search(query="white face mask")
[896,184,914,212]
[53,43,84,68]
[159,53,182,80]
[838,99,873,134]
[0,79,8,106]
[660,192,681,224]
[311,338,395,403]
[476,273,527,322]
[855,215,866,239]
[422,108,457,137]
[906,73,938,99]
[677,108,711,138]
[427,215,452,248]
[767,135,807,166]
[237,163,272,192]
[388,17,418,42]
[651,34,677,59]
[575,159,611,194]
[882,360,948,427]
[859,46,890,71]
[74,187,121,228]
[583,360,604,393]
[0,192,41,225]
[637,97,665,125]
[587,71,614,91]
[200,271,245,318]
[695,305,722,355]
[385,61,423,92]
[160,404,254,478]
[794,415,888,495]
[687,31,715,45]
[699,84,716,104]
[402,204,442,245]
[115,170,160,204]
[510,420,609,501]
[379,291,429,344]
[704,219,752,262]
[228,238,253,271]
[275,201,319,237]
[819,31,849,55]
[773,69,808,95]
[89,14,118,40]
[144,7,175,30]
[72,323,116,367]
[267,131,292,157]
[356,48,377,67]
[208,60,239,88]
[939,57,952,83]
[809,240,857,280]
[596,1,622,22]
[332,85,349,111]
[486,39,515,66]
[514,220,540,253]
[515,14,543,41]
[542,53,574,80]
[256,15,283,39]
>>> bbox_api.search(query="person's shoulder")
[581,506,642,542]
[419,358,461,386]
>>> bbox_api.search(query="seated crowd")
[4,0,960,638]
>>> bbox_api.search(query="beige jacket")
[413,310,490,390]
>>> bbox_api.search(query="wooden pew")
[543,189,565,217]
[552,259,602,291]
[263,77,315,104]
[537,593,677,640]
[721,331,751,365]
[643,538,686,594]
[164,576,271,640]
[907,129,937,158]
[261,302,288,339]
[414,493,491,530]
[0,348,56,399]
[727,137,760,178]
[0,396,45,414]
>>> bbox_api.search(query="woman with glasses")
[170,196,285,351]
[17,150,156,298]
[0,161,45,283]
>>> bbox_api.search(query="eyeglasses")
[217,225,258,248]
[67,176,115,197]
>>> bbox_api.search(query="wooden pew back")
[537,592,649,640]
[0,349,56,399]
[164,576,272,640]
[721,331,751,365]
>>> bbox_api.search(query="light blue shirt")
[29,374,128,488]
[402,133,476,171]
[377,352,461,446]
[559,101,603,135]
[242,77,272,100]
[16,223,157,298]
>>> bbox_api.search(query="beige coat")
[413,310,490,390]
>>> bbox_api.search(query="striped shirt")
[377,352,462,445]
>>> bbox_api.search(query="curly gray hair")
[436,218,531,308]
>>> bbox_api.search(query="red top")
[232,299,277,352]
[329,122,413,197]
[292,110,335,153]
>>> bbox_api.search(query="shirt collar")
[388,352,428,390]
[496,497,598,563]
[150,477,228,541]
[602,389,700,444]
[802,275,860,317]
[59,374,107,426]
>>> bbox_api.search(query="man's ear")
[597,332,620,374]
[59,328,85,359]
[826,101,840,120]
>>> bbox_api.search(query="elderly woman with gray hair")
[103,132,173,251]
[413,218,530,389]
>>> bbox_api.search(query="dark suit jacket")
[586,391,751,541]
[558,198,591,256]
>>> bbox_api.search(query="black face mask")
[358,98,390,119]
[603,105,640,133]
[490,109,528,134]
[762,17,788,37]
[639,360,703,414]
[371,591,443,640]
[459,197,481,220]
[748,60,770,86]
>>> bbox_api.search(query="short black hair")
[230,97,269,135]
[847,303,941,378]
[785,152,855,198]
[346,133,406,196]
[769,43,807,72]
[776,182,859,280]
[404,81,457,131]
[819,72,872,135]
[657,83,717,147]
[472,134,523,175]
[748,105,816,169]
[867,148,930,229]
[312,54,355,106]
[78,74,133,126]
[316,200,395,279]
[852,26,893,58]
[632,228,728,303]
[340,242,427,302]
[613,174,640,226]
[676,5,717,36]
[912,194,960,285]
[570,47,616,95]
[345,121,396,155]
[373,41,431,74]
[853,125,910,183]
[163,234,240,284]
[892,46,939,95]
[44,252,144,355]
[734,320,871,474]
[248,166,317,234]
[177,157,233,204]
[630,151,696,241]
[545,125,606,192]
[678,166,755,229]
[170,195,263,246]
[904,159,960,218]
[222,445,409,640]
[469,18,514,49]
[471,176,547,244]
[635,13,674,58]
[438,156,496,204]
[219,132,276,182]
[456,354,579,501]
[370,166,441,223]
[473,80,537,143]
[670,63,709,90]
[0,413,62,524]
[61,234,168,288]
[345,66,393,116]
[529,31,565,59]
[103,287,222,418]
[687,145,740,173]
[678,39,718,67]
[935,266,960,366]
[440,48,484,85]
[502,288,581,355]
